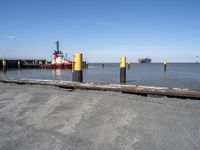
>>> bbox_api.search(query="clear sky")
[0,0,199,62]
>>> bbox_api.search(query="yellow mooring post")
[164,59,167,71]
[86,61,89,69]
[128,60,131,69]
[120,56,126,84]
[18,60,21,69]
[2,60,6,72]
[73,53,83,82]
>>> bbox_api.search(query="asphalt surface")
[0,82,200,150]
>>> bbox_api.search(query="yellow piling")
[120,56,126,83]
[73,53,83,82]
[164,59,167,71]
[2,60,6,72]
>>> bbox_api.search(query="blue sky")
[0,0,200,62]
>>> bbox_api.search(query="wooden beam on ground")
[0,77,200,99]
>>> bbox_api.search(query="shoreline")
[0,77,200,100]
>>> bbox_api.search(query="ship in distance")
[138,57,152,63]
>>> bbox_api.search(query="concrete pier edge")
[0,77,200,100]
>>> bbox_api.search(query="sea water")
[1,63,200,90]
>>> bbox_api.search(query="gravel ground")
[0,82,200,150]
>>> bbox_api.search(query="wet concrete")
[0,82,200,150]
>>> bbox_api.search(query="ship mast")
[56,41,59,53]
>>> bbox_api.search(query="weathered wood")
[0,77,200,99]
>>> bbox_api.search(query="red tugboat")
[49,41,73,69]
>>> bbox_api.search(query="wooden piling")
[45,61,48,69]
[128,60,131,69]
[86,61,89,69]
[102,62,104,68]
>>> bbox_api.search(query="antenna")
[56,41,59,52]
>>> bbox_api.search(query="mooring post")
[120,56,126,84]
[18,60,21,70]
[102,61,104,68]
[82,61,86,69]
[128,60,131,69]
[164,59,167,71]
[2,60,6,72]
[45,60,48,69]
[86,61,89,69]
[73,53,83,82]
[39,61,42,69]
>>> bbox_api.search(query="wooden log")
[0,77,200,99]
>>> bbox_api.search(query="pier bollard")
[128,60,131,69]
[164,60,167,71]
[2,60,6,72]
[73,53,83,82]
[82,61,86,69]
[45,61,48,69]
[39,61,42,68]
[86,61,89,69]
[120,56,126,84]
[18,61,21,69]
[102,62,104,68]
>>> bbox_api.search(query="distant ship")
[138,57,152,63]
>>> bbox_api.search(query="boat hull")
[48,62,73,69]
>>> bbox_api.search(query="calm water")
[1,63,200,90]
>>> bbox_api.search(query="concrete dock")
[0,82,200,150]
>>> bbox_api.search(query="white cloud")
[8,36,15,39]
